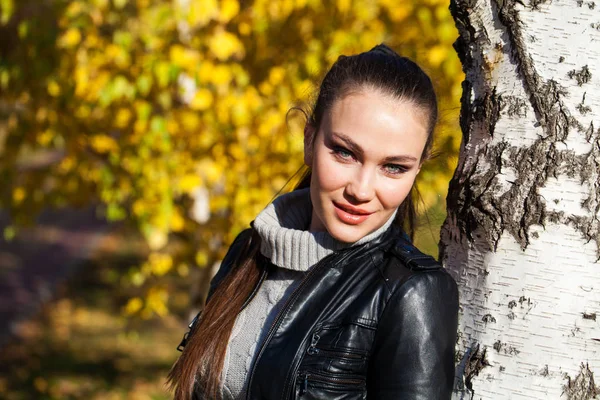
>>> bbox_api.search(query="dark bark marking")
[518,296,531,306]
[443,84,503,251]
[540,364,550,377]
[493,340,520,355]
[583,312,597,321]
[568,65,592,86]
[499,94,528,118]
[562,363,599,400]
[464,344,491,392]
[577,93,592,116]
[492,0,554,131]
[584,122,595,142]
[528,0,550,10]
[508,300,517,309]
[482,313,497,323]
[493,340,502,352]
[579,133,600,257]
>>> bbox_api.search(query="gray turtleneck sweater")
[220,188,396,399]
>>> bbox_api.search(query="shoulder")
[374,230,458,302]
[374,231,459,335]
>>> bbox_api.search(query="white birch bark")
[441,0,600,398]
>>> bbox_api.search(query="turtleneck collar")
[252,188,397,271]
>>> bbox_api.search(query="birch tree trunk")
[441,0,600,398]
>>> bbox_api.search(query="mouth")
[332,201,374,225]
[333,201,373,215]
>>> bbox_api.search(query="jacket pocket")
[303,322,374,375]
[295,371,366,400]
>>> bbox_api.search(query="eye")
[383,164,408,175]
[332,146,355,160]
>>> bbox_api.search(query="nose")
[345,167,375,203]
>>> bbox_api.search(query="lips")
[333,201,373,225]
[333,202,373,215]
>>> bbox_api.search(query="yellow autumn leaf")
[188,0,219,27]
[90,134,118,154]
[58,156,74,173]
[145,287,169,316]
[197,61,215,84]
[47,80,61,97]
[178,174,202,194]
[212,64,233,86]
[238,21,251,36]
[148,252,173,276]
[58,28,81,48]
[170,209,186,232]
[115,108,132,128]
[169,45,201,70]
[428,45,447,68]
[12,187,25,205]
[1,0,15,25]
[132,199,148,217]
[208,30,245,61]
[74,66,89,96]
[114,0,128,9]
[190,88,213,110]
[268,66,286,85]
[37,129,55,146]
[336,0,350,13]
[180,111,201,131]
[219,0,240,23]
[200,159,223,185]
[195,250,208,267]
[124,297,144,315]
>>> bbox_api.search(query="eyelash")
[332,146,354,160]
[331,146,408,176]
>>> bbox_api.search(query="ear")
[304,124,316,166]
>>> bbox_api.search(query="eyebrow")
[330,131,419,163]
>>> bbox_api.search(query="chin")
[326,222,371,244]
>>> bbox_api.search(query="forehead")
[322,89,429,159]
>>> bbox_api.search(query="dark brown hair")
[167,44,438,399]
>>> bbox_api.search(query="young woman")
[168,44,459,400]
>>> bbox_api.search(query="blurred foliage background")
[0,0,463,398]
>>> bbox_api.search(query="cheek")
[379,176,417,208]
[313,153,349,193]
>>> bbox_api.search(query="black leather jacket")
[185,225,458,399]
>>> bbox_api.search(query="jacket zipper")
[306,347,364,359]
[245,250,343,400]
[306,332,364,359]
[298,371,366,396]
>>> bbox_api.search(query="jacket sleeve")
[368,269,459,400]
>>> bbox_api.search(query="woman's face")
[305,88,429,243]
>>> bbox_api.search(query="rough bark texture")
[441,0,600,398]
